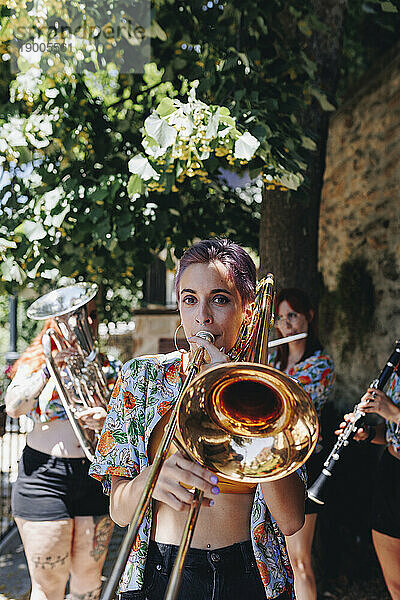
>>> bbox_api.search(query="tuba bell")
[27,282,110,461]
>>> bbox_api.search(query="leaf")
[15,220,47,241]
[309,88,335,111]
[1,257,26,283]
[51,206,70,228]
[234,132,260,160]
[276,172,304,191]
[381,2,398,12]
[127,174,145,197]
[149,20,167,41]
[301,136,317,151]
[156,97,176,118]
[297,19,312,37]
[0,238,17,252]
[128,155,160,181]
[144,112,177,148]
[219,115,236,130]
[205,111,220,139]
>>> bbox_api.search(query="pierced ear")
[243,302,254,324]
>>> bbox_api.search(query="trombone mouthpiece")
[195,331,215,344]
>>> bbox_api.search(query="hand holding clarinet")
[308,339,400,505]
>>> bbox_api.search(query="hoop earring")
[174,323,186,353]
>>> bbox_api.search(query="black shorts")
[12,445,109,521]
[119,540,291,600]
[371,449,400,539]
[305,450,324,515]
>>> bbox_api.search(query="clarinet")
[307,339,400,505]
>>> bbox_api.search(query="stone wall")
[100,310,181,364]
[319,42,400,406]
[130,309,181,358]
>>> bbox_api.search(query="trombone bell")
[177,362,318,483]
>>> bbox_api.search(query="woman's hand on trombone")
[110,453,219,527]
[152,451,220,511]
[187,335,229,371]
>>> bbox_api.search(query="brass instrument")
[27,283,110,461]
[102,274,318,600]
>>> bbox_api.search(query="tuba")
[102,274,319,600]
[27,283,110,461]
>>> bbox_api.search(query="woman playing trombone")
[90,238,307,600]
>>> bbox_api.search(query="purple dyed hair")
[175,238,256,306]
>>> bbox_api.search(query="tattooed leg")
[15,517,73,600]
[68,585,102,600]
[32,552,70,570]
[70,515,114,597]
[91,515,114,562]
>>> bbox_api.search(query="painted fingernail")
[210,475,218,484]
[211,486,220,495]
[209,499,215,506]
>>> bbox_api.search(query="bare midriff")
[148,409,255,549]
[27,419,86,458]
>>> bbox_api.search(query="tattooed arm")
[5,367,49,418]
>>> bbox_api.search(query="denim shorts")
[12,445,109,520]
[119,539,290,600]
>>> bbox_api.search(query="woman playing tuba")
[5,293,120,600]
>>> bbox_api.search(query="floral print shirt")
[268,349,335,418]
[9,354,120,423]
[90,352,306,598]
[385,372,400,452]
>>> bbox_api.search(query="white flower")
[45,88,59,99]
[28,114,53,137]
[142,137,167,159]
[128,155,160,181]
[144,112,177,148]
[16,67,42,95]
[168,113,193,138]
[205,111,220,139]
[234,132,260,161]
[27,172,42,188]
[42,187,63,210]
[0,118,27,147]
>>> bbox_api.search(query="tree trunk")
[259,0,348,303]
[260,189,320,297]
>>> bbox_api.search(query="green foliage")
[339,0,400,100]
[1,0,321,320]
[0,0,398,321]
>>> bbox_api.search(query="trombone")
[101,275,318,600]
